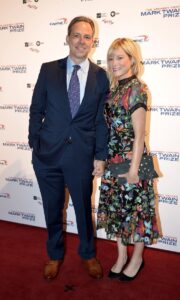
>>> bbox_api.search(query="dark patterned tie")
[68,65,81,118]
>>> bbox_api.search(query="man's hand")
[92,160,106,177]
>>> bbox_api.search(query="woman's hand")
[118,172,139,184]
[92,160,106,177]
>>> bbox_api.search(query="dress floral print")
[97,75,159,245]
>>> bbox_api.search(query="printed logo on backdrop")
[96,60,107,70]
[2,141,31,151]
[5,177,33,187]
[63,220,75,227]
[25,41,44,53]
[0,160,8,166]
[22,0,39,9]
[133,35,149,42]
[147,106,180,116]
[0,23,24,32]
[158,236,177,247]
[8,210,35,222]
[93,38,99,48]
[151,151,179,162]
[0,193,10,199]
[23,0,39,3]
[0,65,27,73]
[96,11,120,24]
[49,18,68,26]
[97,59,106,65]
[143,58,180,68]
[0,104,29,113]
[0,124,5,130]
[27,83,35,90]
[158,194,178,205]
[33,195,42,206]
[140,5,180,18]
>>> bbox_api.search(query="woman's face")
[108,47,133,80]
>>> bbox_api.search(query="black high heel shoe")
[119,260,144,281]
[108,257,129,279]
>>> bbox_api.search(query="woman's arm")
[118,107,146,184]
[127,107,146,183]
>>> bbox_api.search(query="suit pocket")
[33,137,40,153]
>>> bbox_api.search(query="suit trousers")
[33,143,95,260]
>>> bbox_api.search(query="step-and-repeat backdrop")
[0,0,180,252]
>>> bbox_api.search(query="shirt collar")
[67,56,89,73]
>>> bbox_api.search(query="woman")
[97,38,159,281]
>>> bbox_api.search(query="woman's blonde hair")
[107,38,143,88]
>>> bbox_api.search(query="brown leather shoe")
[43,259,63,280]
[82,257,103,279]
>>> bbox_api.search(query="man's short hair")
[67,16,95,36]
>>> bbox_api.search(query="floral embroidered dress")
[97,75,159,245]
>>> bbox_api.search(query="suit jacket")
[28,57,109,166]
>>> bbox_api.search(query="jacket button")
[65,137,72,144]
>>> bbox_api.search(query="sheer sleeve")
[129,83,147,115]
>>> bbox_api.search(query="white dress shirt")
[67,57,90,104]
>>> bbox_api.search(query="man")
[28,16,109,280]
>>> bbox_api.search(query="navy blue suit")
[28,57,109,260]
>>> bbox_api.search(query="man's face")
[66,21,94,64]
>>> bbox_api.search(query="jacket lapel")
[58,58,72,120]
[57,59,97,119]
[77,61,97,114]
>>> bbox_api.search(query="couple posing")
[28,16,159,282]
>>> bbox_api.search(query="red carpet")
[1,220,180,300]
